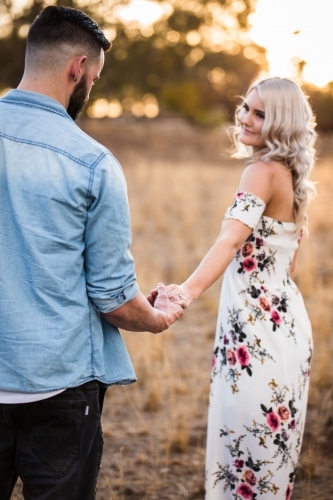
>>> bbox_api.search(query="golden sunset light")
[114,0,333,88]
[249,0,333,87]
[1,0,332,87]
[115,0,173,28]
[1,1,333,500]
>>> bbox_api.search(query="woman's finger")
[173,299,188,309]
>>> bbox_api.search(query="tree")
[0,0,266,124]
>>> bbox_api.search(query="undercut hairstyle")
[27,6,111,61]
[231,77,317,233]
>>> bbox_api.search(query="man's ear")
[71,55,87,82]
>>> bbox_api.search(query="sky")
[244,0,332,88]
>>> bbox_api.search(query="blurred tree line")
[1,0,333,129]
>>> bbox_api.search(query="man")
[0,6,182,499]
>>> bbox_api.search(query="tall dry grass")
[10,121,333,500]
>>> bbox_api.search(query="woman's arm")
[168,219,252,307]
[148,162,274,308]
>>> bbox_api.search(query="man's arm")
[84,155,182,332]
[102,283,182,333]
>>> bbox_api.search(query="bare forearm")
[163,220,252,309]
[102,291,168,333]
[182,237,239,304]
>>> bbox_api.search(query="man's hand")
[153,282,184,315]
[148,283,191,309]
[102,285,183,334]
[146,282,184,332]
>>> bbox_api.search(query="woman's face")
[238,88,266,151]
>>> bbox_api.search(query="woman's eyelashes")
[242,102,265,119]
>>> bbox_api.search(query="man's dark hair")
[27,6,111,56]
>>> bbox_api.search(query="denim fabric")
[0,381,105,500]
[0,90,137,392]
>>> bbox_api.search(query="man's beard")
[67,75,89,121]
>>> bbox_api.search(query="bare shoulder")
[238,162,274,205]
[265,159,293,193]
[243,161,275,178]
[266,159,290,173]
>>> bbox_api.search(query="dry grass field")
[11,119,333,500]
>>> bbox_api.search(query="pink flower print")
[242,258,257,272]
[266,412,280,432]
[212,354,217,369]
[271,309,282,325]
[236,483,253,499]
[243,469,257,486]
[255,237,264,248]
[236,346,250,367]
[242,242,253,257]
[277,405,290,421]
[286,484,293,500]
[259,296,271,312]
[233,459,244,469]
[237,192,244,198]
[289,419,296,430]
[227,348,237,366]
[260,286,268,293]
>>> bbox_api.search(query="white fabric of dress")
[205,192,312,500]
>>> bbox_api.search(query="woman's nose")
[241,111,251,126]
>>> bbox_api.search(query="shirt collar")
[0,89,73,121]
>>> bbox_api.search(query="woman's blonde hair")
[232,77,317,232]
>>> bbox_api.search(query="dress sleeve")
[224,191,266,230]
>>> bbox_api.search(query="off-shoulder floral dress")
[205,192,312,500]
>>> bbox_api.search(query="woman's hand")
[166,284,190,309]
[147,283,191,309]
[166,284,191,309]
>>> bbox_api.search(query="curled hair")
[28,6,111,56]
[232,77,317,233]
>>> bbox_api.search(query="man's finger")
[147,294,155,305]
[156,282,168,301]
[155,282,177,313]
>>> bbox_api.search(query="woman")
[152,77,316,499]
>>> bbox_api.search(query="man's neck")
[17,75,69,109]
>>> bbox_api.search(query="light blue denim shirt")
[0,89,138,392]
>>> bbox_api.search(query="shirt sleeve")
[84,152,138,313]
[224,191,266,230]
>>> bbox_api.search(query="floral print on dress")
[206,192,312,500]
[225,192,266,231]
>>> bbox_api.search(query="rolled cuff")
[91,281,139,313]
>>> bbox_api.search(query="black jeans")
[0,380,106,500]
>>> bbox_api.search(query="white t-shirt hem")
[0,389,66,404]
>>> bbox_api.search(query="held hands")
[148,283,191,310]
[148,282,183,332]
